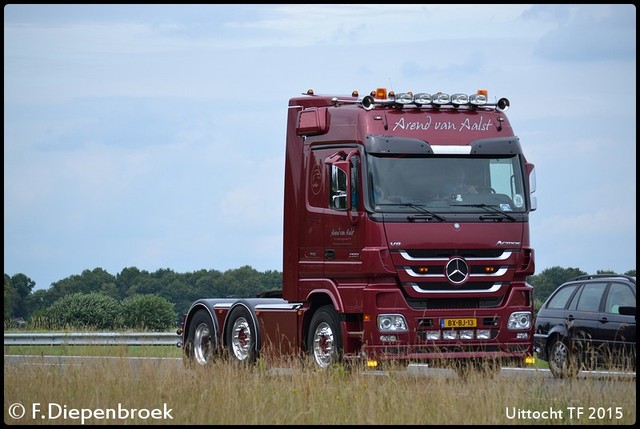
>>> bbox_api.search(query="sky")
[4,4,637,291]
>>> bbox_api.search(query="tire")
[547,337,580,379]
[186,309,220,366]
[307,305,343,369]
[226,305,258,364]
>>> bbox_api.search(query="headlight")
[377,314,408,332]
[507,312,532,330]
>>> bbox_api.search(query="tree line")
[4,265,282,329]
[4,265,636,329]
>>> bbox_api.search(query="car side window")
[546,284,579,309]
[574,282,607,312]
[605,283,636,314]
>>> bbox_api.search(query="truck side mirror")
[326,150,359,218]
[330,163,350,210]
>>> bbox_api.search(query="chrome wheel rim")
[312,322,334,368]
[231,317,252,360]
[194,322,212,365]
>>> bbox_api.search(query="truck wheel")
[308,305,343,369]
[548,337,580,378]
[186,309,220,366]
[226,305,258,364]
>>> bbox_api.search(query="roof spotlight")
[497,97,510,112]
[413,93,432,106]
[362,95,375,110]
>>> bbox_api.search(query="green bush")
[120,294,176,331]
[42,292,121,330]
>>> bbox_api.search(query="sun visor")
[364,135,433,155]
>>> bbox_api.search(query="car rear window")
[605,282,636,314]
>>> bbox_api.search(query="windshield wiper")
[376,203,446,222]
[375,203,446,221]
[453,203,516,221]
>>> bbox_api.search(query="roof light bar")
[357,88,509,111]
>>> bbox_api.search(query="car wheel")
[548,337,580,379]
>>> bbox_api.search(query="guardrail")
[4,332,180,346]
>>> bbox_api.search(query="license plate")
[441,318,477,328]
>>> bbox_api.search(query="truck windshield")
[367,154,528,213]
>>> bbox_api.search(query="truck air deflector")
[364,135,433,155]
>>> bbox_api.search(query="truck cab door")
[323,150,364,279]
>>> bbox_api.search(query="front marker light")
[380,335,397,342]
[377,314,408,333]
[507,312,532,330]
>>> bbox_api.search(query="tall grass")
[4,355,636,425]
[4,344,183,358]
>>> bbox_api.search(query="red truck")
[179,88,537,377]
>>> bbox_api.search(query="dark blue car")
[534,274,636,378]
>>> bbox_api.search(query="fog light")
[380,335,397,342]
[516,332,529,339]
[426,331,440,340]
[476,329,491,340]
[443,331,458,340]
[459,330,474,340]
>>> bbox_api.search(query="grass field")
[4,348,636,425]
[4,344,183,358]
